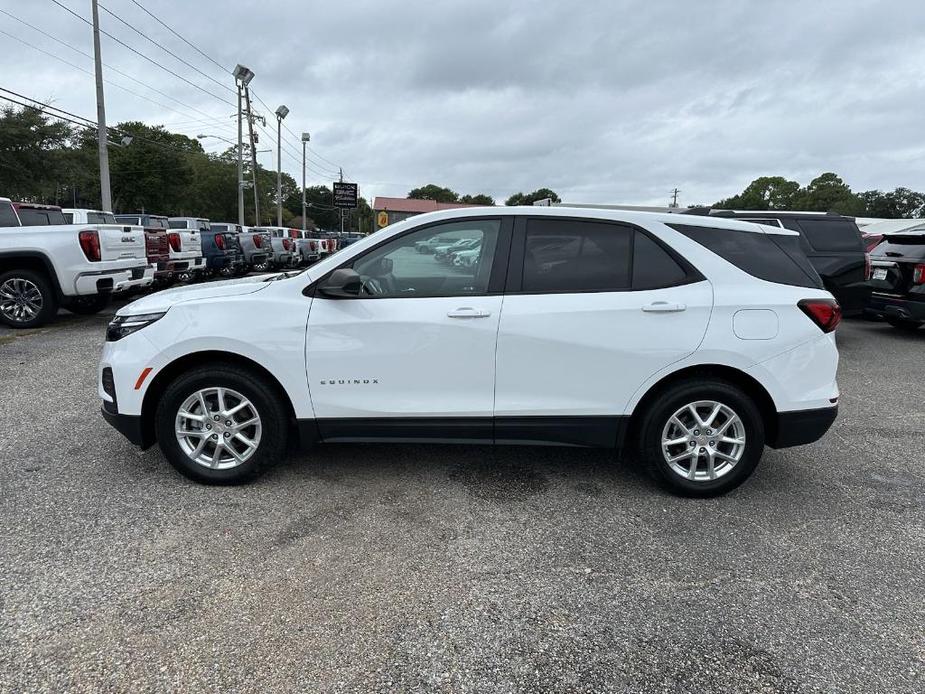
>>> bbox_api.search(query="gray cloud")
[4,0,925,206]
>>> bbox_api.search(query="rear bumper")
[101,406,145,447]
[769,406,838,448]
[206,253,245,270]
[73,264,153,295]
[832,283,871,317]
[866,293,925,321]
[246,252,269,266]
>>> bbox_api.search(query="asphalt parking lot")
[0,305,922,693]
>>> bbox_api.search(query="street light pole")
[301,132,310,233]
[274,105,289,227]
[232,64,255,225]
[90,0,112,211]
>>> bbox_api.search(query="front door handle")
[447,307,492,319]
[642,301,687,313]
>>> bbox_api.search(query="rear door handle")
[447,307,492,319]
[642,301,687,313]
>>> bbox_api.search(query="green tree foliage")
[407,183,459,203]
[0,105,72,202]
[505,188,561,206]
[792,173,864,215]
[714,176,800,210]
[459,193,495,205]
[859,187,925,218]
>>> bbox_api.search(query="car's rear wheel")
[155,365,289,484]
[637,379,765,497]
[885,317,923,332]
[0,269,58,329]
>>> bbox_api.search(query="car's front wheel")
[637,379,765,497]
[155,365,289,484]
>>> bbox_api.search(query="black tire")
[636,379,765,497]
[154,364,289,485]
[0,268,58,329]
[886,317,923,332]
[65,293,111,315]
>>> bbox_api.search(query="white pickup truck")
[0,199,154,328]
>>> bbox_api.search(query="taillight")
[798,298,841,333]
[321,240,328,251]
[913,264,925,285]
[78,229,100,262]
[283,238,293,251]
[309,241,317,251]
[864,252,871,280]
[253,234,263,248]
[167,232,181,252]
[215,233,225,250]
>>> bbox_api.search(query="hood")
[117,273,275,315]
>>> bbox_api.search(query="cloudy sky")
[3,0,925,206]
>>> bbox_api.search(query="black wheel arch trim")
[0,250,65,300]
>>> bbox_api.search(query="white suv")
[98,207,840,496]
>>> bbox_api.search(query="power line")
[0,8,235,131]
[49,0,234,108]
[97,3,235,96]
[128,0,229,73]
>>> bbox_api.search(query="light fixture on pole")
[301,132,310,233]
[275,105,289,227]
[232,64,255,226]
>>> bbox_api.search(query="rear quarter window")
[668,223,823,289]
[796,219,863,252]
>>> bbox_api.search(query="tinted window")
[87,212,116,224]
[168,220,186,229]
[523,219,631,292]
[351,219,500,298]
[115,216,141,225]
[62,212,74,224]
[632,232,689,290]
[872,235,925,260]
[668,223,822,289]
[797,219,863,252]
[211,224,229,232]
[151,218,169,229]
[0,202,19,227]
[18,208,67,226]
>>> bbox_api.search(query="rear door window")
[872,236,925,260]
[523,219,632,292]
[668,223,823,289]
[0,202,19,227]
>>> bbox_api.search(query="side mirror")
[319,268,362,298]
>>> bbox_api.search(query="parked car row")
[0,197,350,329]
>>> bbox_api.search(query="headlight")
[106,311,166,342]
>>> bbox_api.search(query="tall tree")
[860,188,925,218]
[505,188,561,206]
[460,193,495,205]
[714,176,800,210]
[0,106,73,203]
[407,184,459,203]
[793,172,864,215]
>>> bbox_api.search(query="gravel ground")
[0,307,923,693]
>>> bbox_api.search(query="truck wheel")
[0,269,58,329]
[154,364,289,484]
[637,379,765,497]
[65,294,112,315]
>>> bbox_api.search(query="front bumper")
[866,293,925,322]
[768,406,838,448]
[101,406,146,446]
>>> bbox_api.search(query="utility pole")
[90,0,112,211]
[669,188,681,208]
[236,85,244,225]
[244,86,260,225]
[339,167,344,233]
[301,133,310,233]
[232,65,254,225]
[275,106,289,226]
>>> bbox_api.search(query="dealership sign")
[333,182,359,209]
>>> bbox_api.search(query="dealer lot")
[0,309,922,692]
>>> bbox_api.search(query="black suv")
[866,231,925,331]
[682,210,870,315]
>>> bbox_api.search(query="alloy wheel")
[0,278,43,323]
[175,387,262,470]
[661,400,746,482]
